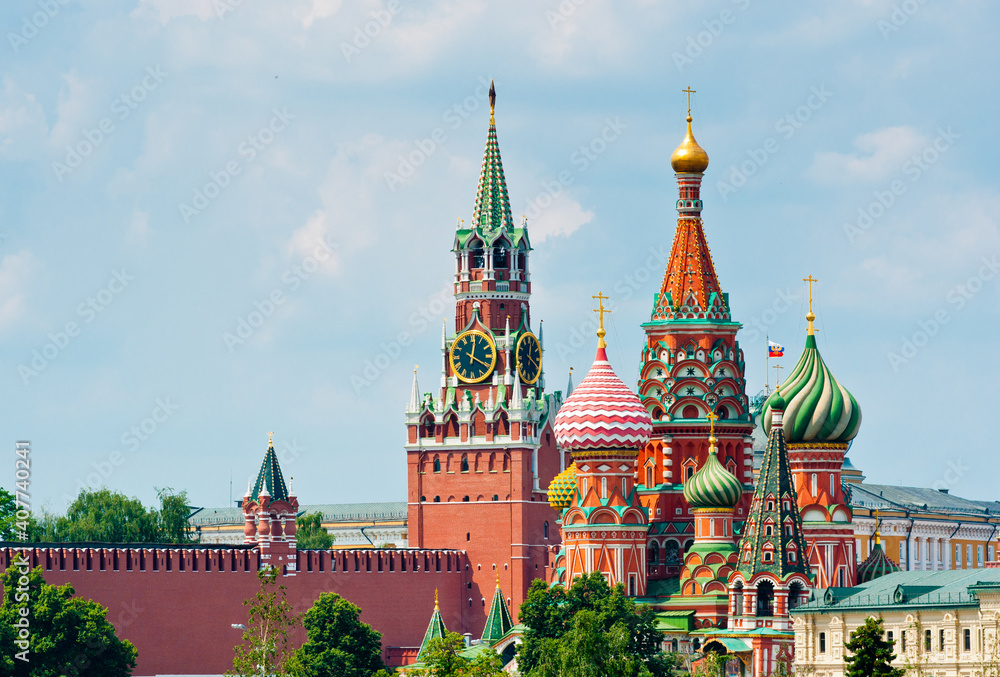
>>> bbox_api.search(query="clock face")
[450,330,497,383]
[516,332,542,385]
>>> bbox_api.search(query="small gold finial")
[434,588,439,610]
[414,364,418,374]
[873,509,882,546]
[496,570,500,588]
[591,292,611,349]
[803,275,818,336]
[773,364,783,391]
[706,410,718,447]
[683,86,696,117]
[266,431,274,447]
[489,80,496,124]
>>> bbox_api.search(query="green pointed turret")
[737,398,811,580]
[251,436,289,502]
[472,81,513,231]
[417,590,448,662]
[481,577,513,645]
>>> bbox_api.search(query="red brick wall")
[0,546,464,676]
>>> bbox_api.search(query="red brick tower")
[405,83,563,636]
[636,98,754,580]
[242,434,299,573]
[551,297,653,596]
[760,282,862,589]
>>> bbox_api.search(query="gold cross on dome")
[592,292,611,349]
[266,431,274,446]
[803,274,818,335]
[773,364,783,390]
[706,410,718,437]
[683,86,696,115]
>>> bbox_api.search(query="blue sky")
[1,0,997,514]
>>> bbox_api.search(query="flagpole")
[765,334,770,396]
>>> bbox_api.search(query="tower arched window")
[649,541,660,564]
[471,247,484,268]
[433,496,440,503]
[433,458,441,473]
[733,581,744,616]
[756,580,774,617]
[686,467,695,481]
[544,521,549,539]
[461,456,469,472]
[493,247,508,268]
[811,473,818,496]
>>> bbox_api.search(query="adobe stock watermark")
[877,0,930,39]
[341,0,403,62]
[223,235,337,353]
[178,107,294,223]
[214,0,246,20]
[932,458,969,493]
[716,85,833,201]
[887,255,999,372]
[384,77,492,191]
[350,283,451,395]
[13,441,31,542]
[546,0,586,29]
[842,127,958,243]
[522,116,627,222]
[7,0,70,53]
[52,66,169,182]
[741,287,804,342]
[11,554,30,662]
[18,269,134,385]
[62,398,180,506]
[672,0,751,73]
[553,245,669,362]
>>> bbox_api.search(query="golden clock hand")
[469,353,490,367]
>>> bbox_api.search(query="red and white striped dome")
[554,347,652,451]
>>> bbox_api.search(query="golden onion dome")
[547,463,578,511]
[670,115,709,174]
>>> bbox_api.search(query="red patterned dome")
[554,347,652,451]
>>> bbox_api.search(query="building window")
[901,542,907,566]
[968,544,974,568]
[940,629,945,652]
[979,545,984,567]
[925,629,931,652]
[492,494,499,501]
[434,496,440,502]
[544,522,549,539]
[461,456,469,472]
[819,632,826,653]
[957,544,963,568]
[811,473,818,496]
[767,500,774,511]
[646,466,654,487]
[990,545,996,562]
[765,525,773,536]
[788,551,796,563]
[433,458,441,473]
[901,631,907,651]
[466,532,470,541]
[888,631,894,645]
[686,467,694,481]
[763,551,773,563]
[462,496,470,502]
[830,473,836,496]
[965,628,971,652]
[756,581,774,617]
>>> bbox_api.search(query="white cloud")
[807,126,926,184]
[295,0,343,28]
[527,194,593,242]
[286,210,340,274]
[0,78,48,161]
[126,210,151,247]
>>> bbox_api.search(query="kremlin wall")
[3,86,1000,676]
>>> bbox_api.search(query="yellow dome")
[547,463,578,511]
[670,115,709,174]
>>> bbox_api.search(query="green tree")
[295,512,333,550]
[0,558,137,676]
[0,489,17,541]
[410,632,504,677]
[28,488,195,544]
[229,567,300,677]
[518,573,675,677]
[843,617,904,677]
[292,592,385,677]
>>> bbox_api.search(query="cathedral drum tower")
[760,285,862,589]
[636,93,754,579]
[404,83,563,636]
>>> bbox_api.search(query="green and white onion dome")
[762,334,861,444]
[857,540,900,583]
[547,463,578,511]
[682,438,742,509]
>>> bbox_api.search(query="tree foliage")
[843,617,904,677]
[518,573,678,677]
[0,489,17,541]
[292,592,385,677]
[229,567,300,677]
[410,632,504,677]
[295,512,333,550]
[0,559,137,676]
[28,487,194,544]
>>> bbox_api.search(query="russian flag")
[768,341,784,358]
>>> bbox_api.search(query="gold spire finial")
[706,410,718,447]
[266,431,274,447]
[773,364,783,391]
[496,570,500,588]
[414,364,418,374]
[489,80,496,124]
[592,292,611,349]
[873,509,882,546]
[803,275,818,336]
[434,588,439,610]
[683,86,696,118]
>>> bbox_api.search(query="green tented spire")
[736,400,811,581]
[471,81,513,230]
[417,590,448,662]
[251,435,289,502]
[481,575,513,645]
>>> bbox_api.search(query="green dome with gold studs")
[547,463,578,511]
[683,442,742,509]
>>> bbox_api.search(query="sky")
[1,0,998,515]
